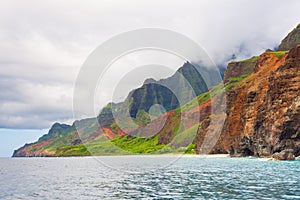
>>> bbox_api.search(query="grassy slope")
[265,51,288,58]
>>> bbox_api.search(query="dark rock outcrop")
[223,56,257,84]
[272,149,295,160]
[277,23,300,51]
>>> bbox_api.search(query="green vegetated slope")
[264,51,288,58]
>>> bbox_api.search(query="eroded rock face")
[223,57,257,84]
[222,45,300,159]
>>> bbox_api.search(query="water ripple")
[0,157,299,199]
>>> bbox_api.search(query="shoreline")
[11,153,231,158]
[10,154,300,161]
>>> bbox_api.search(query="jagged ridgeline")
[98,62,213,127]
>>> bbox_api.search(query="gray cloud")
[0,0,299,129]
[0,76,73,128]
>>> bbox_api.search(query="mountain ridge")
[98,61,210,127]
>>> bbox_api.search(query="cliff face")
[210,45,300,158]
[223,56,257,84]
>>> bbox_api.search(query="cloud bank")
[0,0,299,129]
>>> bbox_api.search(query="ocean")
[0,156,299,199]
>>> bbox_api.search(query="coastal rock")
[272,149,295,160]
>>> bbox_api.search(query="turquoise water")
[0,156,299,199]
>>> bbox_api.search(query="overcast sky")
[0,0,300,130]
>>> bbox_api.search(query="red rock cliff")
[202,45,300,158]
